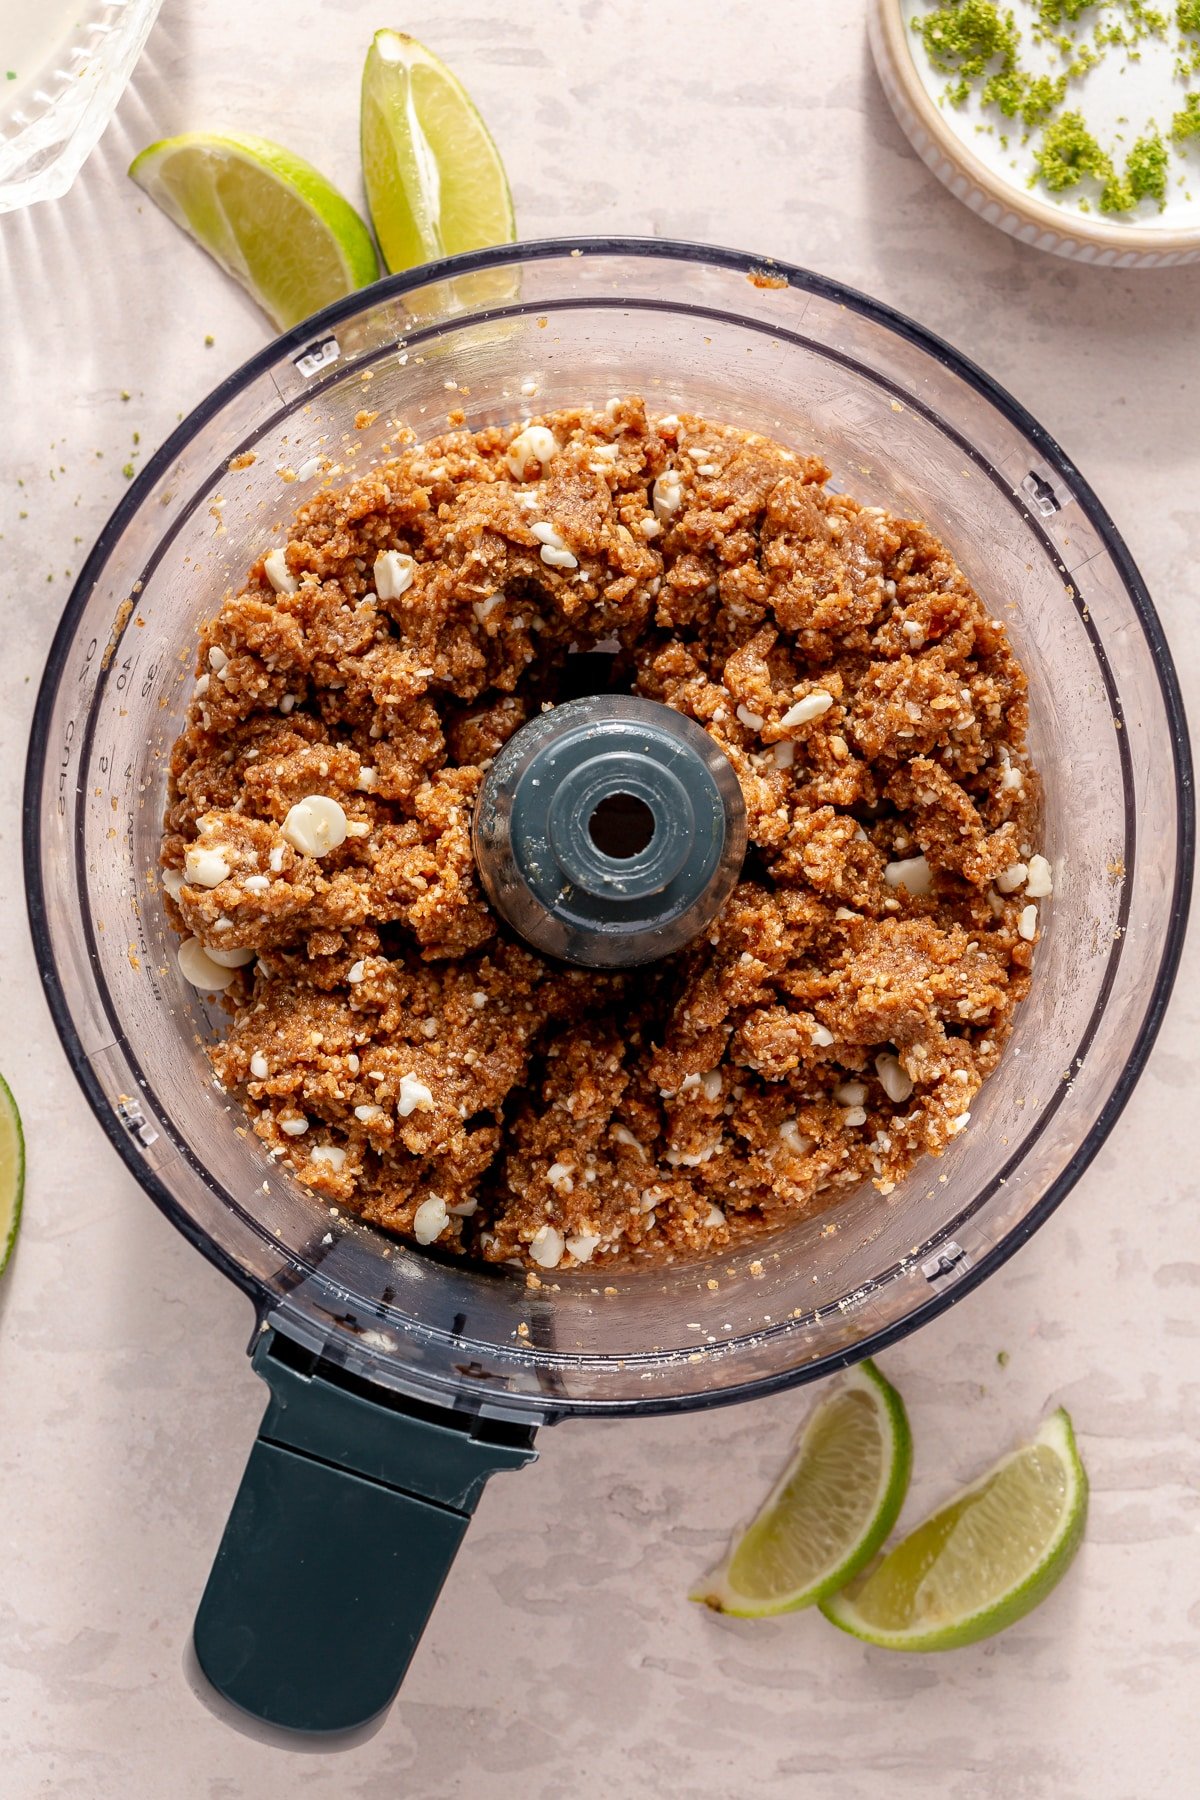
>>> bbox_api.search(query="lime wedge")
[690,1360,912,1616]
[0,1074,25,1279]
[820,1408,1087,1650]
[361,30,516,274]
[129,133,379,332]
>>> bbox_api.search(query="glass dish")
[0,0,162,213]
[23,239,1193,1729]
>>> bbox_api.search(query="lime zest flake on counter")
[689,1360,912,1617]
[0,1074,25,1279]
[910,0,1200,213]
[128,132,379,332]
[820,1407,1088,1651]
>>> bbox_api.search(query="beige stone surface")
[0,2,1196,1796]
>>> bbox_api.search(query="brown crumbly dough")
[162,398,1043,1273]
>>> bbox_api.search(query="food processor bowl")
[24,240,1193,1731]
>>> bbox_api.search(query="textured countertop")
[1,2,1197,1795]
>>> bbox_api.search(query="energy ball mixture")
[162,397,1051,1274]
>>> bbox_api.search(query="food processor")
[23,240,1193,1733]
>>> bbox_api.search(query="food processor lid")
[472,694,747,967]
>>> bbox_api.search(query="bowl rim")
[871,0,1200,254]
[22,235,1196,1416]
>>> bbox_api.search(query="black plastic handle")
[193,1330,537,1732]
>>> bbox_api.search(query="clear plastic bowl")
[0,0,162,213]
[24,239,1193,1424]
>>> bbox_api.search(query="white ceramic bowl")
[870,0,1200,267]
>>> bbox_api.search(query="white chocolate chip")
[279,694,297,714]
[772,739,795,768]
[701,1070,723,1102]
[506,425,558,480]
[264,548,296,594]
[177,938,236,990]
[779,1120,815,1155]
[347,959,367,984]
[566,1233,599,1263]
[184,845,231,889]
[995,862,1028,894]
[530,1224,565,1269]
[194,673,210,698]
[311,1144,346,1171]
[531,520,578,569]
[811,1023,835,1048]
[736,704,765,731]
[884,854,933,896]
[1018,903,1038,942]
[472,594,505,623]
[279,1114,309,1137]
[355,766,378,792]
[652,469,683,520]
[843,1106,868,1128]
[373,550,415,599]
[244,874,270,893]
[207,645,229,673]
[447,1195,479,1218]
[346,1054,360,1074]
[611,1124,647,1160]
[162,868,185,901]
[249,1052,269,1080]
[540,543,578,570]
[948,1111,972,1135]
[875,1052,914,1104]
[1025,854,1053,898]
[413,1195,449,1244]
[205,944,256,969]
[354,1104,385,1123]
[547,1161,575,1192]
[282,795,347,857]
[397,1073,434,1117]
[779,691,833,730]
[834,1080,867,1106]
[269,844,285,873]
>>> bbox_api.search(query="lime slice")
[361,30,516,274]
[129,133,379,332]
[820,1408,1087,1650]
[0,1074,25,1279]
[690,1360,912,1617]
